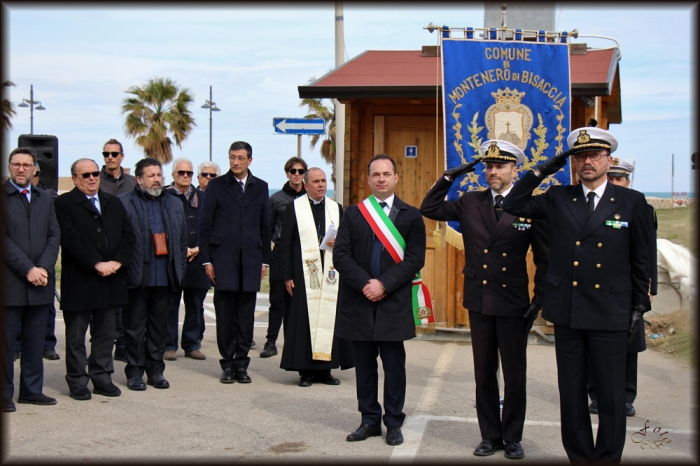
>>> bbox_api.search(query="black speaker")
[17,134,59,192]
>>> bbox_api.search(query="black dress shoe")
[93,382,121,397]
[43,349,60,360]
[314,374,341,385]
[386,426,404,445]
[504,441,525,459]
[260,341,278,358]
[625,402,636,417]
[589,400,598,415]
[298,376,313,387]
[235,368,252,383]
[69,385,92,401]
[220,368,235,384]
[2,399,16,412]
[147,374,170,389]
[346,424,382,442]
[474,438,504,456]
[17,393,57,405]
[127,376,147,391]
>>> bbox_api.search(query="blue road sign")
[273,117,325,135]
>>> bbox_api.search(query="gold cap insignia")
[577,130,591,145]
[487,141,500,156]
[613,158,620,166]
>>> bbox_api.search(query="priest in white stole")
[278,168,354,387]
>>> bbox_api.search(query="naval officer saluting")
[502,127,651,463]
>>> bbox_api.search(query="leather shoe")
[69,385,92,400]
[43,349,60,360]
[147,374,170,389]
[314,374,341,385]
[93,382,121,397]
[164,350,177,361]
[220,368,235,384]
[185,349,206,360]
[127,376,147,391]
[114,346,127,363]
[589,400,598,415]
[504,441,525,459]
[2,399,16,412]
[298,376,313,387]
[346,424,382,442]
[260,341,278,358]
[235,368,251,383]
[386,426,404,445]
[17,393,57,405]
[474,438,504,456]
[626,402,636,417]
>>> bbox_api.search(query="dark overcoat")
[165,186,210,290]
[503,172,651,331]
[278,198,354,371]
[198,170,271,292]
[2,180,60,306]
[333,196,426,342]
[420,178,548,316]
[54,187,135,311]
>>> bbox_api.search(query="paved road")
[3,294,696,463]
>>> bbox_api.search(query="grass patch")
[655,206,695,254]
[645,309,696,364]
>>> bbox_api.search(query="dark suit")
[2,181,60,400]
[54,188,135,391]
[333,196,425,427]
[503,171,651,463]
[420,178,548,443]
[199,170,271,371]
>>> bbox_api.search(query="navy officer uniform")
[502,127,652,463]
[587,156,658,418]
[420,140,548,460]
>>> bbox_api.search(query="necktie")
[238,180,245,198]
[90,196,100,214]
[371,202,389,278]
[587,192,596,214]
[494,194,504,220]
[21,189,30,204]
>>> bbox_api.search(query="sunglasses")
[573,153,606,163]
[176,170,194,177]
[102,151,122,158]
[200,172,217,178]
[77,171,100,179]
[288,168,306,175]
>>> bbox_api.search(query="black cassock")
[278,198,354,372]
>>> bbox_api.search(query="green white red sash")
[358,195,434,325]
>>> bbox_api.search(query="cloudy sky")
[4,2,695,193]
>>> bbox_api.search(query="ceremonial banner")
[441,38,572,240]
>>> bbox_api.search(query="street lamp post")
[200,85,221,161]
[17,84,46,135]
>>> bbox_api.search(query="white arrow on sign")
[275,119,325,133]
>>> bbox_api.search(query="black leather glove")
[628,305,647,345]
[534,148,574,178]
[444,158,481,180]
[523,303,540,335]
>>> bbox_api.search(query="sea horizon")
[269,189,692,199]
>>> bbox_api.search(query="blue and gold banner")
[441,38,572,235]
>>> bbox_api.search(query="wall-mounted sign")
[405,145,417,158]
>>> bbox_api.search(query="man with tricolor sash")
[334,154,426,447]
[421,140,549,460]
[277,168,354,387]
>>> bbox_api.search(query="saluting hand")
[444,158,481,181]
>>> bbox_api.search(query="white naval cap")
[566,127,618,154]
[479,139,525,166]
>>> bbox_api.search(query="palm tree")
[2,80,17,134]
[299,77,336,184]
[122,78,196,164]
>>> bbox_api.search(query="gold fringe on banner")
[444,225,464,251]
[415,322,437,334]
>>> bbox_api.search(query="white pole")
[334,2,346,205]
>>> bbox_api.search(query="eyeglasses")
[200,172,217,178]
[573,152,606,163]
[76,171,100,179]
[10,163,34,170]
[288,168,306,175]
[176,170,194,177]
[102,151,122,158]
